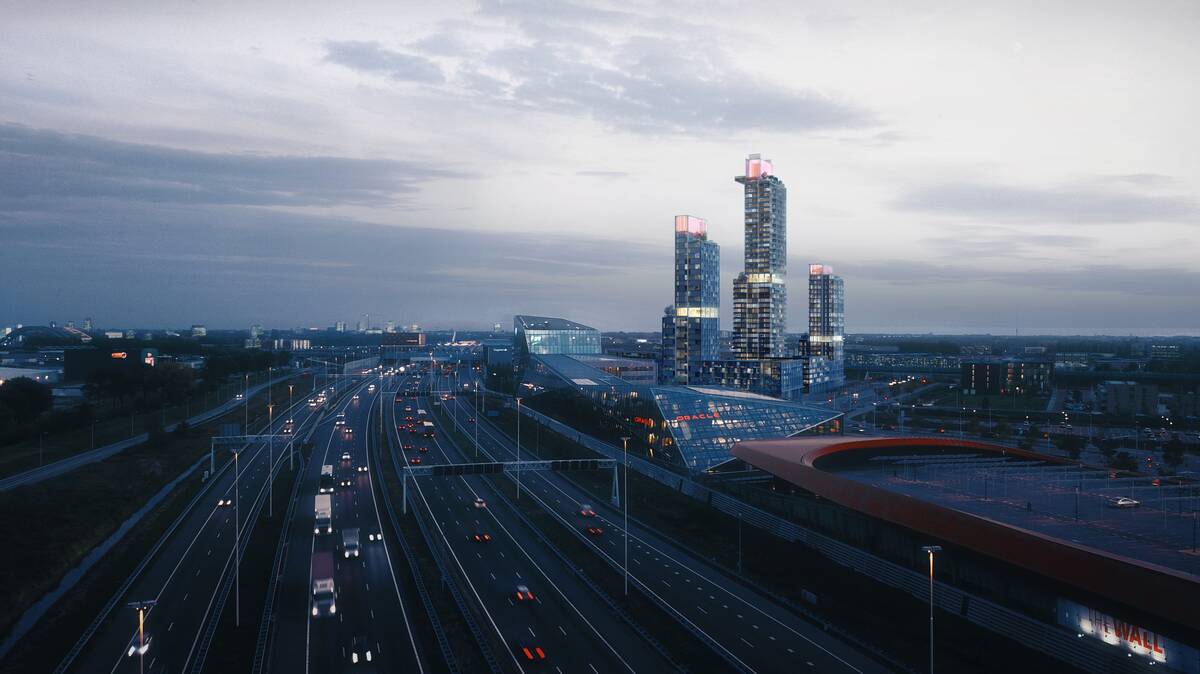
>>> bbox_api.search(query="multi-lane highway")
[436,368,890,674]
[393,370,677,673]
[268,374,423,674]
[61,374,342,674]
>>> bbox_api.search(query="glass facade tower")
[664,215,720,385]
[806,264,845,392]
[732,154,787,360]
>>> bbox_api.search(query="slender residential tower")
[732,154,787,360]
[806,263,845,392]
[662,215,720,384]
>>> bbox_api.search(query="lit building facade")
[662,215,720,385]
[806,264,845,393]
[732,154,787,360]
[513,315,601,373]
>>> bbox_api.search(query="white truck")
[314,493,332,535]
[311,550,336,617]
[319,464,335,494]
[342,527,360,558]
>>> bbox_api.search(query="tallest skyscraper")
[732,154,788,360]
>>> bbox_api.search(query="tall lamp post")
[515,397,523,500]
[127,599,157,674]
[288,383,295,470]
[233,447,243,626]
[921,545,942,674]
[243,373,249,434]
[474,380,480,459]
[620,436,630,596]
[267,402,274,517]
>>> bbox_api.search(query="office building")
[385,320,396,333]
[732,154,788,360]
[662,215,720,385]
[335,321,347,333]
[249,324,264,339]
[513,315,601,373]
[1100,381,1158,417]
[806,264,845,393]
[82,317,93,331]
[190,325,206,338]
[960,358,1053,396]
[695,358,804,401]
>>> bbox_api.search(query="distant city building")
[662,215,720,385]
[846,352,962,372]
[381,331,426,355]
[65,320,75,329]
[356,320,366,333]
[123,330,136,340]
[82,317,93,331]
[244,338,261,349]
[385,320,396,333]
[960,359,1053,396]
[250,324,264,338]
[335,321,347,333]
[270,338,311,351]
[1151,344,1182,361]
[732,154,788,360]
[806,264,845,393]
[493,322,503,333]
[482,338,513,369]
[1100,381,1159,417]
[191,324,207,337]
[104,331,124,339]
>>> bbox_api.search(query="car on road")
[402,443,414,451]
[341,451,352,461]
[473,497,487,509]
[515,584,535,602]
[235,393,244,401]
[418,446,428,453]
[518,644,546,662]
[367,529,382,542]
[357,464,368,473]
[585,526,604,536]
[352,394,359,401]
[342,426,354,438]
[472,532,492,543]
[217,498,232,507]
[339,475,353,487]
[349,634,373,664]
[1107,497,1140,509]
[335,413,346,426]
[468,417,476,423]
[579,504,596,517]
[409,457,422,465]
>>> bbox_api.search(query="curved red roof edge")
[732,436,1200,633]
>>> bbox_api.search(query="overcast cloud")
[0,1,1197,334]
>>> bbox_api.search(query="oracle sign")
[1057,599,1198,670]
[674,412,720,422]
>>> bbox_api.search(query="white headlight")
[312,606,318,616]
[329,603,336,614]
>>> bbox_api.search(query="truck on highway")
[342,527,360,558]
[314,493,333,535]
[319,464,335,493]
[311,550,336,617]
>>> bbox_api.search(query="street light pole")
[474,381,480,460]
[516,397,522,501]
[921,545,942,674]
[288,383,294,470]
[243,373,249,434]
[234,448,241,627]
[621,436,630,596]
[127,599,156,674]
[267,402,274,518]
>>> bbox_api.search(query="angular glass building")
[522,354,842,474]
[806,264,845,393]
[663,215,720,385]
[513,315,601,374]
[732,154,788,360]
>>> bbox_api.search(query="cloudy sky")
[2,0,1198,334]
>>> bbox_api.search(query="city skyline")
[3,1,1199,334]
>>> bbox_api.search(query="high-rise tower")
[806,263,845,392]
[662,215,720,384]
[732,154,787,360]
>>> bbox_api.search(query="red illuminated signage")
[632,416,654,427]
[674,412,720,422]
[110,352,128,359]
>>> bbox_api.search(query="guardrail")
[375,394,460,674]
[250,450,308,674]
[393,439,503,674]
